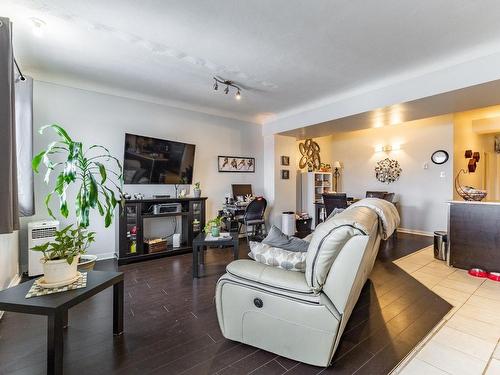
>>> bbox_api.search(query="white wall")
[29,81,264,260]
[329,115,454,234]
[0,232,19,291]
[262,134,299,228]
[453,105,500,198]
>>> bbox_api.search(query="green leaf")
[96,162,107,184]
[31,242,50,252]
[60,199,69,218]
[66,255,74,265]
[96,200,104,216]
[81,206,90,227]
[104,210,112,228]
[54,173,65,195]
[88,174,98,208]
[32,150,45,173]
[45,193,55,219]
[40,124,72,144]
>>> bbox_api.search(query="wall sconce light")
[375,144,401,153]
[30,17,46,38]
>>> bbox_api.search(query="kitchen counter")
[448,201,500,271]
[448,200,500,205]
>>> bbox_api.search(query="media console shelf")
[117,197,206,265]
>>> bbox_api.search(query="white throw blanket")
[345,198,400,240]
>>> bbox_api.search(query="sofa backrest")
[322,218,379,313]
[305,206,378,293]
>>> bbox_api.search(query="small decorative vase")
[194,189,201,198]
[211,226,220,237]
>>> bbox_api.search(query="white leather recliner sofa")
[215,206,382,367]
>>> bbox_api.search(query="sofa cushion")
[249,241,307,272]
[226,259,313,294]
[262,225,309,252]
[305,206,378,292]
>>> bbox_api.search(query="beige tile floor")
[391,246,500,375]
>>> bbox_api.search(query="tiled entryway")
[393,246,500,375]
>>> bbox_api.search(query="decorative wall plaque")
[299,138,321,171]
[374,158,402,184]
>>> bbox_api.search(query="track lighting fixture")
[213,77,242,100]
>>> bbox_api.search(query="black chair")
[238,197,267,244]
[366,191,387,199]
[383,192,396,203]
[366,191,396,204]
[322,193,347,217]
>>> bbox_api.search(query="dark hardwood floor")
[0,233,451,375]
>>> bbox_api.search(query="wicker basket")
[145,239,168,253]
[455,169,488,201]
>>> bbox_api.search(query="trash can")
[433,231,448,261]
[282,212,296,236]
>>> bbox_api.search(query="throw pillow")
[249,241,307,272]
[262,225,310,252]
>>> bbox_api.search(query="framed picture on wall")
[218,156,255,173]
[281,170,290,180]
[281,156,290,166]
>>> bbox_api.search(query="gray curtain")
[0,17,20,233]
[15,75,34,216]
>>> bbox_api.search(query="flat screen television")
[123,133,195,184]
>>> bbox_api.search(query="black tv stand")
[117,197,206,265]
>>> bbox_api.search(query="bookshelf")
[301,172,333,228]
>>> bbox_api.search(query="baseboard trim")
[397,228,434,237]
[0,273,22,320]
[96,252,117,261]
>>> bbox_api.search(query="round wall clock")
[431,150,449,165]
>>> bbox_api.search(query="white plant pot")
[194,189,201,198]
[42,256,79,285]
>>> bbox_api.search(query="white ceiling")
[3,0,500,124]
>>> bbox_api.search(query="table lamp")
[333,161,341,192]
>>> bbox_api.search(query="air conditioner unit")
[28,220,59,277]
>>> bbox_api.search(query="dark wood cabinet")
[448,201,500,271]
[117,197,206,265]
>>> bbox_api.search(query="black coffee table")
[0,271,124,375]
[192,232,239,278]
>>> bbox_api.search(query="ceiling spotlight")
[213,77,242,100]
[30,17,46,38]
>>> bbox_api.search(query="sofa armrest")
[226,260,313,295]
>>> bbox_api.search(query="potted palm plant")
[32,124,123,285]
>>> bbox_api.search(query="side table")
[192,232,239,278]
[0,271,124,375]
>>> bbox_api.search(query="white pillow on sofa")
[248,241,307,272]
